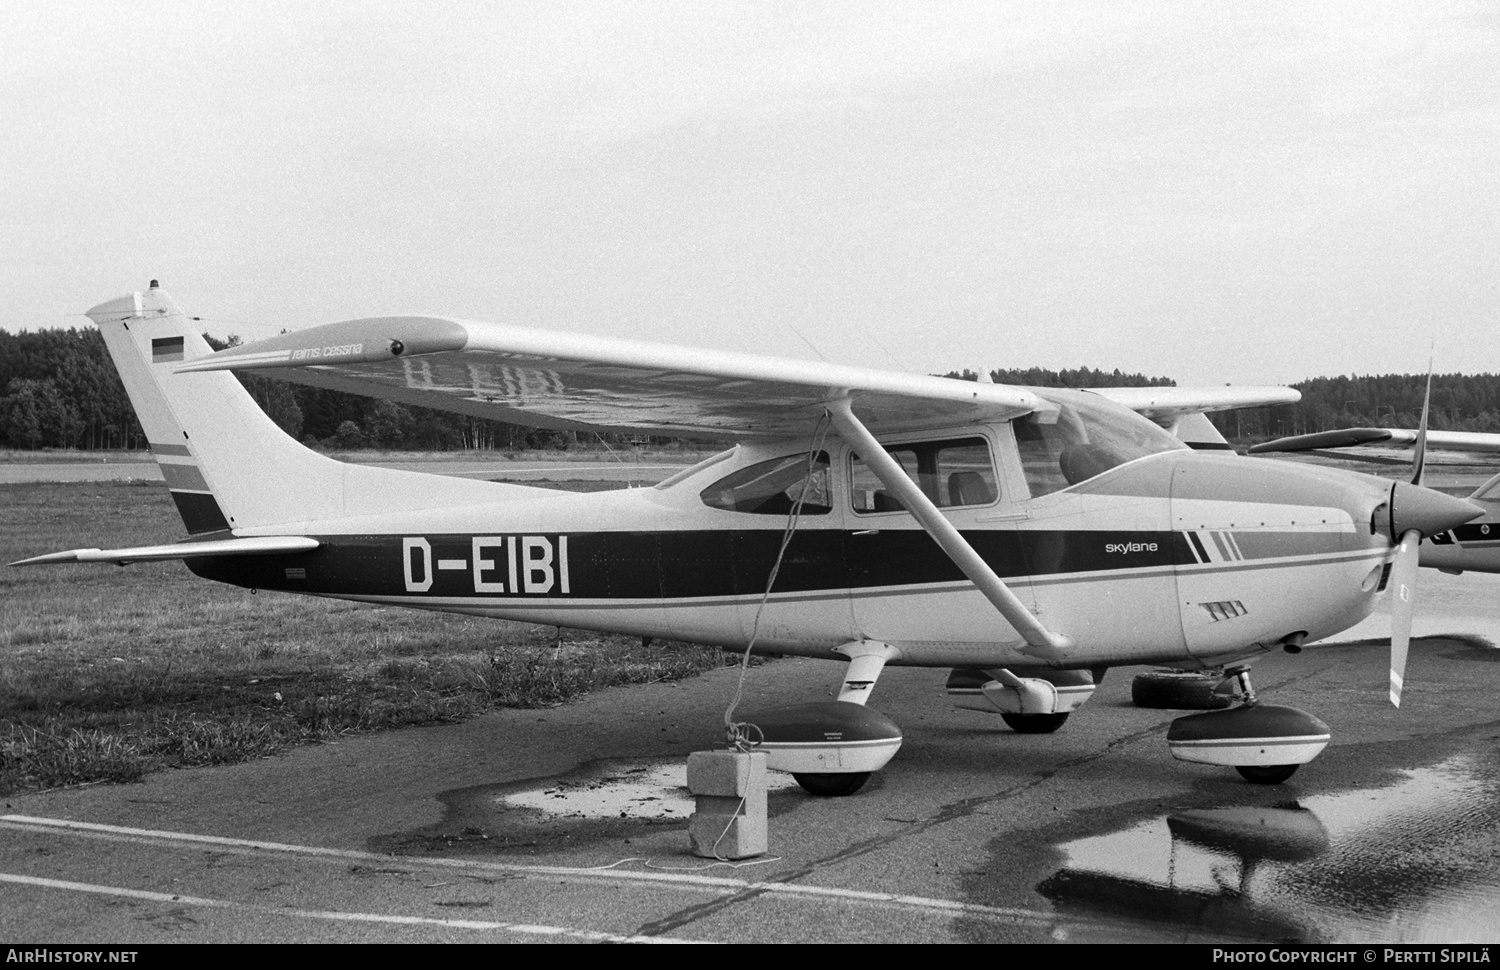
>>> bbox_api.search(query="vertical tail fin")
[88,282,526,534]
[87,282,354,533]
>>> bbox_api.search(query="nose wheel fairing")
[1165,667,1330,783]
[1167,703,1331,778]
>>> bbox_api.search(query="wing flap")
[10,535,320,567]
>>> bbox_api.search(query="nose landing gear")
[1165,665,1330,784]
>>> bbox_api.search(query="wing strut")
[824,396,1072,658]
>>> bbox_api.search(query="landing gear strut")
[1225,665,1257,704]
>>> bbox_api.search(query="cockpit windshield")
[1013,388,1186,496]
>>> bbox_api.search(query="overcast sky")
[5,1,1497,385]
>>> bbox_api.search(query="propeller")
[1388,362,1434,708]
[1410,362,1433,489]
[1388,530,1418,707]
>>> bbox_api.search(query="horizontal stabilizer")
[9,535,320,567]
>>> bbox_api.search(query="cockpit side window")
[700,451,832,515]
[849,437,998,514]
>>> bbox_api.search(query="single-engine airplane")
[1251,428,1500,575]
[10,283,1485,794]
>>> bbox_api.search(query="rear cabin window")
[700,451,832,515]
[849,437,998,514]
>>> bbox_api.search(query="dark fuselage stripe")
[315,548,1381,613]
[1186,532,1210,563]
[187,528,1365,602]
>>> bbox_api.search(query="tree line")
[1212,373,1500,441]
[948,367,1500,443]
[5,326,1500,451]
[0,327,663,452]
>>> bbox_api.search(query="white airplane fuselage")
[191,435,1398,673]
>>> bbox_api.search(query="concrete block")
[687,749,761,795]
[689,812,768,860]
[687,750,767,859]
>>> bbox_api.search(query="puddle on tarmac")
[372,757,805,857]
[1042,754,1500,942]
[499,760,801,820]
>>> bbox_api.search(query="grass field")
[0,480,734,796]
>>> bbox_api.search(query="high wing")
[1249,428,1500,459]
[1092,385,1301,419]
[175,316,1043,438]
[1091,386,1300,451]
[176,315,1297,440]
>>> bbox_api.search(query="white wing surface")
[1092,385,1301,421]
[1249,428,1500,456]
[176,316,1043,438]
[1090,386,1300,450]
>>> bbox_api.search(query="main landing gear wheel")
[1000,712,1069,734]
[793,772,871,797]
[1235,764,1299,785]
[1131,668,1232,711]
